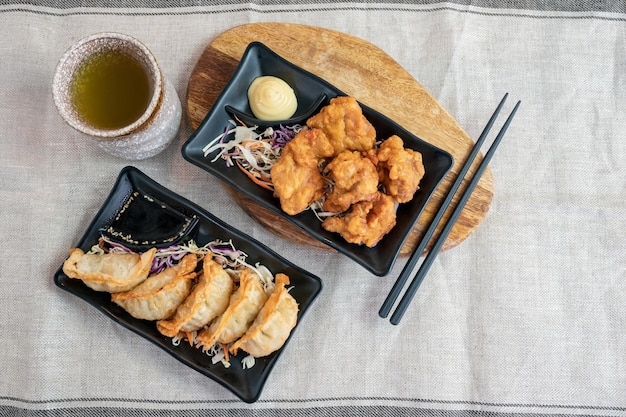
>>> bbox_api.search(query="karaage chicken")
[323,150,380,213]
[322,192,397,247]
[270,128,335,215]
[376,135,425,203]
[263,97,425,247]
[306,96,376,156]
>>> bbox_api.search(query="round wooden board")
[186,23,494,256]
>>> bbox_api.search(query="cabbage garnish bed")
[92,235,274,285]
[202,120,304,191]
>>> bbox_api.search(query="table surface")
[1,1,624,416]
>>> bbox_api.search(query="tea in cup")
[52,32,181,160]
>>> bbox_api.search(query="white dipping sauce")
[247,76,297,121]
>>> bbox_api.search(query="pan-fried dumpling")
[196,268,268,349]
[156,253,234,338]
[230,273,298,358]
[111,254,198,320]
[62,247,157,293]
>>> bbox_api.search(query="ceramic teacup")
[52,32,181,160]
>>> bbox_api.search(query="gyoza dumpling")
[62,247,157,293]
[156,253,234,338]
[229,273,298,358]
[196,268,268,349]
[111,253,198,320]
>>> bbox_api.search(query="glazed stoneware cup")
[52,32,181,160]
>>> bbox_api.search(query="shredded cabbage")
[202,342,232,368]
[241,355,255,370]
[93,236,256,275]
[202,121,304,184]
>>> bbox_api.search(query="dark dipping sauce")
[104,191,197,247]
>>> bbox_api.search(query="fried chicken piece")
[270,128,335,215]
[322,192,396,247]
[306,96,376,156]
[323,150,380,213]
[377,135,425,203]
[362,148,378,167]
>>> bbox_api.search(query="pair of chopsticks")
[379,93,521,325]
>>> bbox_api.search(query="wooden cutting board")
[186,23,494,256]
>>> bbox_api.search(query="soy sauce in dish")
[104,191,197,247]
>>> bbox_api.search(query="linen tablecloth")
[1,1,624,415]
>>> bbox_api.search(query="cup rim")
[52,32,163,139]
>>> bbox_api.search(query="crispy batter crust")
[306,96,376,156]
[270,128,334,215]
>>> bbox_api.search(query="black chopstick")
[379,93,511,319]
[387,97,521,325]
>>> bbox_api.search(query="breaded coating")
[322,192,397,247]
[323,150,380,213]
[306,96,376,156]
[376,135,425,203]
[270,128,335,215]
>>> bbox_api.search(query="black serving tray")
[54,166,323,403]
[182,42,454,276]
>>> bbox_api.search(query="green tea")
[70,50,151,130]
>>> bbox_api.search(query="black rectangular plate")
[53,166,323,403]
[182,42,454,276]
